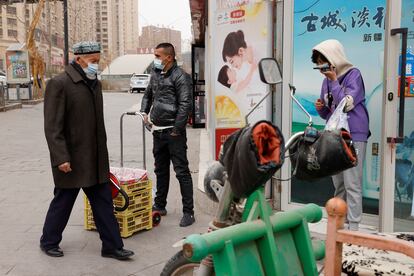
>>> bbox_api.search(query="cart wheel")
[152,211,161,227]
[161,250,201,276]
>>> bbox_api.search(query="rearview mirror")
[258,58,282,85]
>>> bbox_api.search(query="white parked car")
[129,73,150,93]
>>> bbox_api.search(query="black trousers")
[40,183,123,251]
[153,129,194,214]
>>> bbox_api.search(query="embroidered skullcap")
[73,41,101,55]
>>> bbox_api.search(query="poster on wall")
[5,47,31,84]
[213,1,272,159]
[292,0,386,206]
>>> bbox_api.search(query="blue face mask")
[153,58,165,70]
[84,63,99,75]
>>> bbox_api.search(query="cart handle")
[110,177,130,212]
[120,111,147,169]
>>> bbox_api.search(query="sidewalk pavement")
[0,92,213,276]
[3,91,390,275]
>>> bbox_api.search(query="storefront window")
[394,0,414,231]
[291,0,386,217]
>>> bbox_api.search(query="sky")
[138,0,193,42]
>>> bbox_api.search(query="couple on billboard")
[218,30,259,94]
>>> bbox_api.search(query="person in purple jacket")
[313,39,370,231]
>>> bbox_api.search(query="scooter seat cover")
[220,120,285,198]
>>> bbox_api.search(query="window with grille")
[7,18,17,26]
[8,29,18,37]
[6,6,17,15]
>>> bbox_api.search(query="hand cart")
[118,111,161,227]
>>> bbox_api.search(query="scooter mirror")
[258,58,282,85]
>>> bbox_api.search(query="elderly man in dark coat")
[40,41,134,260]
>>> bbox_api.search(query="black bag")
[220,121,285,198]
[289,129,357,180]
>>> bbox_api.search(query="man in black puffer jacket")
[140,43,195,227]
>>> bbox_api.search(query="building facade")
[139,25,182,58]
[117,0,139,55]
[95,0,138,67]
[1,0,138,74]
[67,0,97,48]
[0,0,98,75]
[0,4,26,72]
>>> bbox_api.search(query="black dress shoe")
[40,246,64,257]
[101,248,134,260]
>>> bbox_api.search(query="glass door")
[287,0,386,223]
[393,0,414,231]
[191,44,206,128]
[380,0,414,232]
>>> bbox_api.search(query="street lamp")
[63,0,68,65]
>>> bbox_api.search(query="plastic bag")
[325,97,349,131]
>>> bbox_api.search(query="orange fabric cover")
[341,130,357,164]
[252,122,281,165]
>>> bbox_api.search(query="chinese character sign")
[298,5,385,40]
[216,0,256,10]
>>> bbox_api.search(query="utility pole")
[63,0,68,65]
[47,0,52,77]
[24,0,27,41]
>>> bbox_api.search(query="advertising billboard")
[213,1,272,158]
[6,48,31,84]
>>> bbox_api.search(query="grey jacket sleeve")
[173,72,193,133]
[44,78,70,167]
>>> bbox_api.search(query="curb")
[22,98,44,105]
[0,103,22,112]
